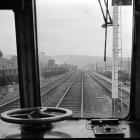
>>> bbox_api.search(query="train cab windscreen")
[36,0,132,119]
[0,11,19,113]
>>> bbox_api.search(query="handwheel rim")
[1,107,72,124]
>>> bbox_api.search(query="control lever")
[104,125,111,131]
[91,119,124,137]
[91,119,119,125]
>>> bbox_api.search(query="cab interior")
[0,0,140,139]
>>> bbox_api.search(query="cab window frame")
[0,0,137,121]
[0,0,41,108]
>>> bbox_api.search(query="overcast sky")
[0,0,133,57]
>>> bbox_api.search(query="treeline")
[0,75,18,86]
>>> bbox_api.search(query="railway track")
[55,72,83,117]
[41,71,107,118]
[0,72,75,113]
[0,71,85,118]
[52,71,113,118]
[0,71,130,118]
[91,72,130,93]
[87,72,129,107]
[42,71,97,118]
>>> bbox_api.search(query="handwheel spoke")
[26,107,57,119]
[10,114,28,118]
[27,112,56,119]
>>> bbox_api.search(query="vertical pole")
[104,62,106,72]
[112,5,119,118]
[104,0,108,74]
[128,57,130,74]
[14,0,41,108]
[96,63,97,72]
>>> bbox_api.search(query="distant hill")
[49,55,131,69]
[2,54,130,71]
[50,55,110,68]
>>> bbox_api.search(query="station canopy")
[112,0,132,6]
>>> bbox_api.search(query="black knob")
[104,125,111,131]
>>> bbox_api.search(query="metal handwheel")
[1,107,72,124]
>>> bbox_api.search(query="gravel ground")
[83,72,112,118]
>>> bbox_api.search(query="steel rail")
[40,72,71,87]
[0,73,74,110]
[88,72,129,107]
[91,72,130,94]
[56,73,79,108]
[0,97,19,108]
[90,72,130,106]
[41,73,75,96]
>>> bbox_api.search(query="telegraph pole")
[98,0,132,117]
[112,5,119,118]
[112,0,132,118]
[96,62,97,72]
